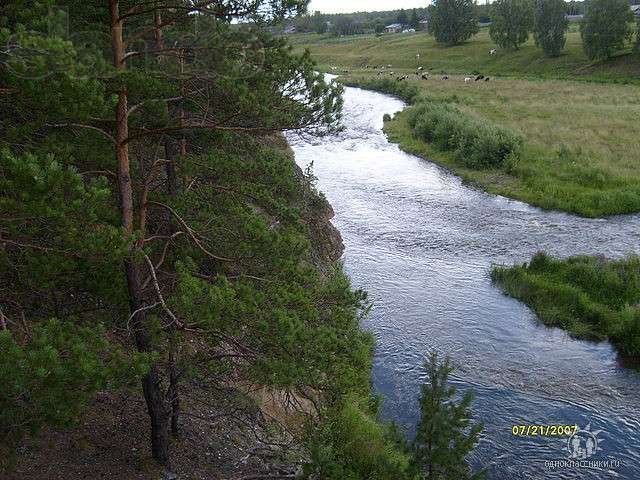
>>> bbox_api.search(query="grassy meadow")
[290,27,640,83]
[292,29,640,217]
[492,253,640,358]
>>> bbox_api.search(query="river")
[287,85,640,479]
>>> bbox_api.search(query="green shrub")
[407,101,523,168]
[348,77,522,169]
[307,395,412,480]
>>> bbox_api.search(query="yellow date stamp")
[511,425,578,436]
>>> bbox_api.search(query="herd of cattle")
[363,64,490,83]
[330,49,498,83]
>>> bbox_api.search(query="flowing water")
[287,85,640,479]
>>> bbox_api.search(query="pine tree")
[533,0,569,57]
[581,0,634,60]
[428,0,479,46]
[490,0,534,50]
[412,353,484,480]
[1,0,343,468]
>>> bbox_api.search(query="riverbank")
[344,75,640,217]
[492,253,640,359]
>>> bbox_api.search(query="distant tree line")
[426,0,637,60]
[284,8,429,36]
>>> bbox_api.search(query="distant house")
[566,14,584,22]
[384,23,403,34]
[283,25,296,35]
[631,5,640,19]
[419,19,429,31]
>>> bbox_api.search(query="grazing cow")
[421,73,429,80]
[464,77,472,83]
[475,74,484,81]
[441,75,449,80]
[417,66,423,71]
[485,77,490,82]
[489,49,497,55]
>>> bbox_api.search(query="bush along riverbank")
[492,253,640,359]
[344,76,640,217]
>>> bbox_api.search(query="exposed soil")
[6,384,307,480]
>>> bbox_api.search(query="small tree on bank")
[490,0,534,50]
[428,0,479,46]
[581,0,634,60]
[412,353,484,480]
[533,0,570,56]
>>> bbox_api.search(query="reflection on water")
[287,86,640,479]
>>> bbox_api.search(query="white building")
[384,23,403,34]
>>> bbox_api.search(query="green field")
[290,27,640,83]
[293,30,640,217]
[492,253,640,358]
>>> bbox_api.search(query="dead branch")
[146,200,233,262]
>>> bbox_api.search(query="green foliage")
[412,353,484,480]
[492,253,640,356]
[0,320,148,461]
[0,150,127,313]
[428,0,479,46]
[533,0,569,56]
[0,1,350,470]
[580,0,634,60]
[172,246,373,396]
[490,0,534,50]
[406,101,523,169]
[307,395,413,480]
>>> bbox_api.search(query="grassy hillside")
[290,27,640,84]
[492,253,640,358]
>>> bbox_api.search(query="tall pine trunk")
[154,9,181,437]
[110,0,170,466]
